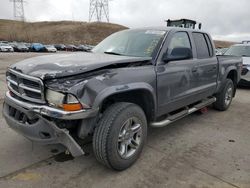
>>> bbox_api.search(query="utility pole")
[10,0,25,21]
[89,0,109,22]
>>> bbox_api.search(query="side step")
[150,97,216,128]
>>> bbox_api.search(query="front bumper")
[5,92,98,120]
[2,92,99,157]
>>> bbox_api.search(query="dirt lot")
[0,53,249,188]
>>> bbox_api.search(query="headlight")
[46,89,65,107]
[46,89,86,111]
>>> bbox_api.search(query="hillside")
[0,19,128,45]
[213,40,235,48]
[0,19,234,47]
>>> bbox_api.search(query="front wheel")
[213,79,234,111]
[93,102,147,171]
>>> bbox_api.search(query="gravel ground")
[0,53,249,188]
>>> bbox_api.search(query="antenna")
[89,0,110,22]
[10,0,25,21]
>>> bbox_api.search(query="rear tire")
[214,79,234,111]
[93,102,147,171]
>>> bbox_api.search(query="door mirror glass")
[163,47,193,62]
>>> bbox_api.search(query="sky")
[0,0,250,42]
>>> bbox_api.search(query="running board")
[150,97,216,128]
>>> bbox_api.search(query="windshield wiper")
[104,51,123,56]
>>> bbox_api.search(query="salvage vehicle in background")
[0,43,14,52]
[3,27,242,171]
[78,44,91,52]
[45,45,57,53]
[30,43,46,52]
[13,43,29,52]
[65,44,78,51]
[224,43,250,86]
[54,44,66,51]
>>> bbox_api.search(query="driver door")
[156,31,198,116]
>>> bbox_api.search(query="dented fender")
[92,82,157,109]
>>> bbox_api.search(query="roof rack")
[165,19,202,30]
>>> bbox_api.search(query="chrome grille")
[6,69,45,103]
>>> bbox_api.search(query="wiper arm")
[104,51,123,56]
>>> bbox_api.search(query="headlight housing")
[46,89,65,107]
[46,89,88,111]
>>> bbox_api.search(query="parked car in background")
[78,44,94,52]
[30,43,46,52]
[24,43,32,51]
[0,41,9,44]
[0,43,14,52]
[54,44,66,51]
[224,44,250,86]
[13,43,29,52]
[77,45,89,52]
[45,45,57,53]
[86,45,95,50]
[65,44,78,51]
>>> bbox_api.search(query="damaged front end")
[3,52,153,157]
[3,68,99,157]
[3,91,99,157]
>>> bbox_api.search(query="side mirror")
[163,47,193,63]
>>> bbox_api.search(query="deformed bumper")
[5,91,98,120]
[2,92,99,157]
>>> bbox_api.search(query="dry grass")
[0,19,234,48]
[214,40,236,48]
[0,19,128,45]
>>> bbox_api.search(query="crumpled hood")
[10,52,152,80]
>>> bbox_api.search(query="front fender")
[92,82,157,110]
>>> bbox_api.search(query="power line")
[89,0,110,22]
[10,0,25,21]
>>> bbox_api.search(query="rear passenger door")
[192,32,218,98]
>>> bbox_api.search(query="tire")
[213,79,234,111]
[93,102,147,171]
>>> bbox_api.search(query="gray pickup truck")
[3,27,242,170]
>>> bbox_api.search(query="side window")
[192,32,210,59]
[204,34,214,57]
[167,32,192,56]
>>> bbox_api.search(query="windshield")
[224,45,250,57]
[93,29,166,57]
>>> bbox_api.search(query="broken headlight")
[46,89,86,111]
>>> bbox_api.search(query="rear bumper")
[2,92,99,157]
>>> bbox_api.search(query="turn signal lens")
[62,103,83,111]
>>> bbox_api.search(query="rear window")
[192,32,211,59]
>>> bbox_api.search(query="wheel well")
[100,90,155,121]
[227,70,237,96]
